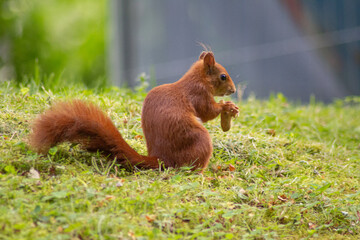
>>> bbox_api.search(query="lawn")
[0,80,359,239]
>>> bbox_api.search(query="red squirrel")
[29,51,239,171]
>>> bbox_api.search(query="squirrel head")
[199,51,236,97]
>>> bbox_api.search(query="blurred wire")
[141,26,360,80]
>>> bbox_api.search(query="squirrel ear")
[203,52,215,71]
[199,51,207,60]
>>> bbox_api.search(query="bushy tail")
[29,100,159,169]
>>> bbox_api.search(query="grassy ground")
[0,80,359,239]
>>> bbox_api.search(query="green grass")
[0,0,107,87]
[0,80,359,239]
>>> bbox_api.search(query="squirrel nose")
[228,88,236,94]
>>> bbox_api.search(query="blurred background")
[1,0,360,102]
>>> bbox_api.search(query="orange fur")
[29,51,238,171]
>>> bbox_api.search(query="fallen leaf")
[95,201,104,208]
[211,165,222,171]
[128,231,136,240]
[266,129,276,137]
[181,218,191,223]
[308,222,316,230]
[239,188,247,195]
[105,195,116,201]
[49,166,56,176]
[145,215,156,223]
[28,168,40,179]
[229,164,236,172]
[134,135,143,140]
[277,195,288,202]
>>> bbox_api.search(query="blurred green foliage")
[0,0,107,88]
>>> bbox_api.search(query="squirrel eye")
[220,74,227,81]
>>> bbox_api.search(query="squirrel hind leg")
[149,129,212,171]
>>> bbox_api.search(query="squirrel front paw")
[220,100,239,117]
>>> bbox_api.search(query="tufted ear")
[203,52,215,73]
[199,51,207,60]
